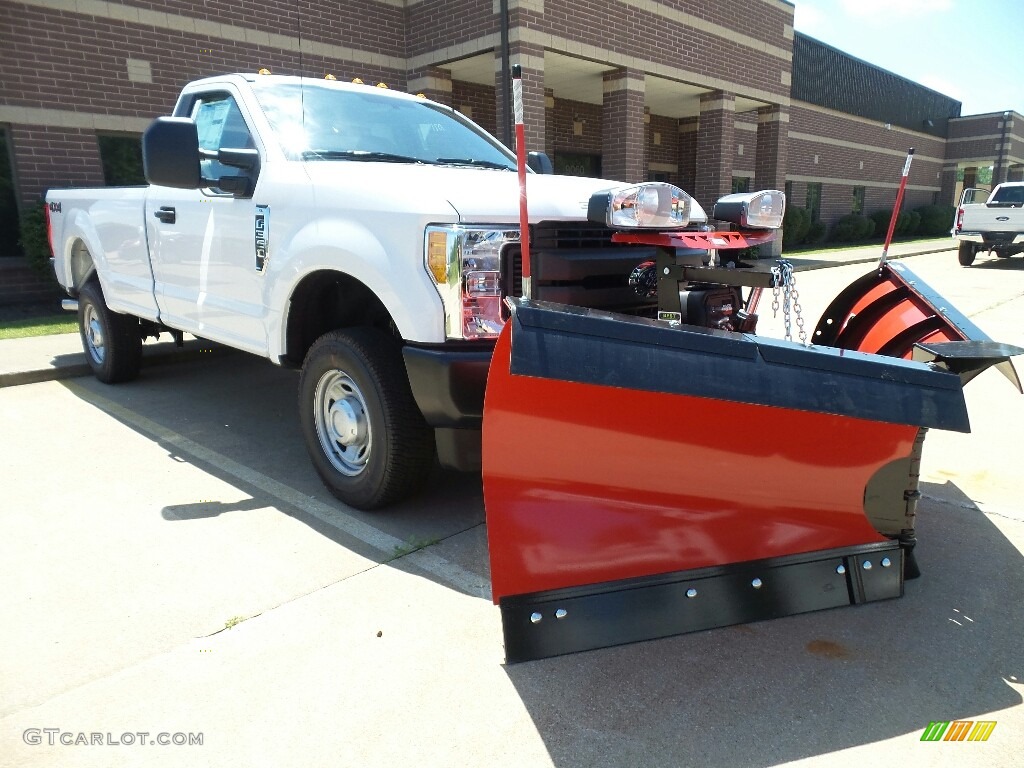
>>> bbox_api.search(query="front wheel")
[77,281,142,383]
[957,241,977,266]
[298,328,435,510]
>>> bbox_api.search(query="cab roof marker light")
[587,183,691,230]
[713,189,786,229]
[324,73,337,80]
[258,68,272,75]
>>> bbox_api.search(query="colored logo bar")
[921,720,997,742]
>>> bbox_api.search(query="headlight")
[713,189,786,229]
[587,183,691,229]
[425,226,517,340]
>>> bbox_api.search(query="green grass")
[0,314,77,340]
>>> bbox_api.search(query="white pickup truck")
[953,181,1024,265]
[47,72,717,509]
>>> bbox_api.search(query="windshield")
[251,82,517,170]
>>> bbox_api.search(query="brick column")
[694,90,736,212]
[407,66,453,107]
[544,88,555,158]
[754,104,788,256]
[9,125,104,207]
[495,43,545,152]
[677,117,699,194]
[940,166,958,205]
[755,105,788,191]
[601,69,646,183]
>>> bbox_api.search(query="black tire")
[957,241,977,266]
[77,280,143,383]
[298,328,434,510]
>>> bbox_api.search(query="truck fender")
[57,209,107,293]
[269,217,446,359]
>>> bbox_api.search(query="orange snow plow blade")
[482,262,1021,662]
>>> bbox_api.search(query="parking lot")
[1,250,1021,767]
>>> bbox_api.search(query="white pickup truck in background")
[46,72,720,509]
[953,181,1024,265]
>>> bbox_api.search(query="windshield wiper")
[436,157,514,170]
[302,150,434,164]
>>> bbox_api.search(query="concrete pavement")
[0,238,956,389]
[1,246,1021,768]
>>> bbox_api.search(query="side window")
[852,186,865,215]
[806,182,822,222]
[190,94,255,189]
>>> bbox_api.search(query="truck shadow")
[970,257,1024,270]
[500,479,1022,767]
[59,348,488,597]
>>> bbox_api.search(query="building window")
[97,134,145,186]
[554,152,602,178]
[0,128,20,256]
[806,183,822,222]
[649,171,669,183]
[852,186,865,215]
[732,176,750,194]
[784,180,793,201]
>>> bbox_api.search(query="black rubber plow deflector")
[501,542,903,663]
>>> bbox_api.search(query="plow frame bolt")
[530,612,542,624]
[555,609,567,619]
[836,565,846,575]
[751,578,763,589]
[686,588,697,598]
[863,560,873,570]
[881,557,892,568]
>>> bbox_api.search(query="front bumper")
[403,342,493,428]
[403,342,494,472]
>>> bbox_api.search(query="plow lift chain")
[770,259,807,345]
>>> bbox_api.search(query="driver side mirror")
[143,117,202,189]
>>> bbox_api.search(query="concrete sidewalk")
[0,238,955,389]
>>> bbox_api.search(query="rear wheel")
[298,328,434,510]
[78,281,142,383]
[957,241,977,266]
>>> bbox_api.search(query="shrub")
[832,214,875,242]
[782,205,810,248]
[18,202,53,278]
[805,220,827,245]
[905,210,921,236]
[869,210,892,238]
[915,204,956,236]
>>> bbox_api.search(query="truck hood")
[301,162,708,224]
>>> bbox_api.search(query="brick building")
[1,0,1021,230]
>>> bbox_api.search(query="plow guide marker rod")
[512,64,532,300]
[880,148,914,265]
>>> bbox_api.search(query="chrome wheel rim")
[314,369,372,477]
[83,304,105,365]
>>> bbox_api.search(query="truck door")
[959,187,983,206]
[146,90,269,355]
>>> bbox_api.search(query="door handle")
[154,206,176,224]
